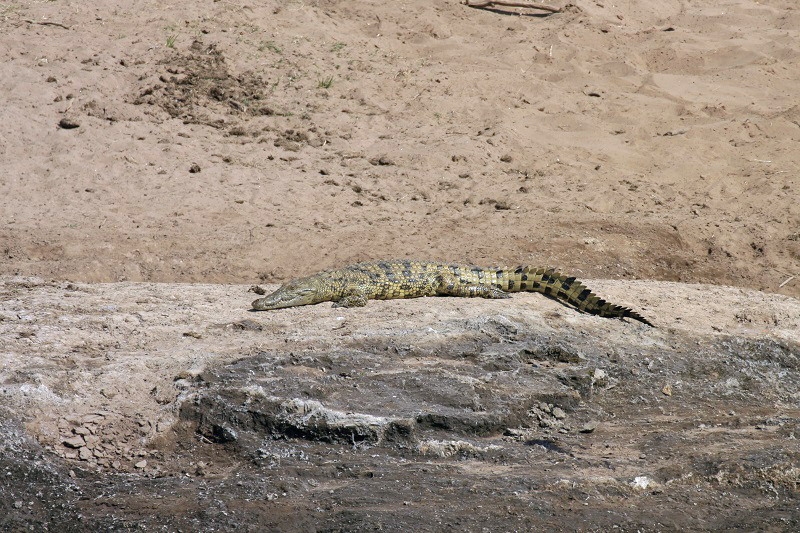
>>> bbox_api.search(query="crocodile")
[251,260,653,326]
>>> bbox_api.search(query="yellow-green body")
[251,260,652,326]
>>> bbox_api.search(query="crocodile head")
[251,279,321,310]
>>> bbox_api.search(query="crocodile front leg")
[435,272,511,299]
[333,289,369,308]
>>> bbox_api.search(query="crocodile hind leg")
[434,272,511,299]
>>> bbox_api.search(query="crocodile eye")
[294,287,314,295]
[280,286,315,301]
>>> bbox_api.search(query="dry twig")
[23,19,70,30]
[462,1,562,13]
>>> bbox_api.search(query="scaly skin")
[251,260,653,326]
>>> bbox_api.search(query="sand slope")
[1,0,798,295]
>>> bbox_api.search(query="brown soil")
[1,0,799,530]
[1,0,798,294]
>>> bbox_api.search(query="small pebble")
[58,117,80,129]
[593,368,609,387]
[369,155,394,166]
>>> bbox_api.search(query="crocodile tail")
[510,267,653,327]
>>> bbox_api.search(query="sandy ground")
[1,0,798,293]
[1,0,799,530]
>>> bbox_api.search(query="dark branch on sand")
[23,19,71,30]
[462,1,562,13]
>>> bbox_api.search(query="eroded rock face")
[169,325,800,531]
[181,323,800,474]
[0,415,85,530]
[4,276,798,530]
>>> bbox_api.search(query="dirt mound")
[133,41,277,128]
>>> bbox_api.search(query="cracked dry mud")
[1,278,798,530]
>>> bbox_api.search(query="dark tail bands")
[515,267,653,327]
